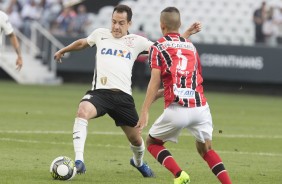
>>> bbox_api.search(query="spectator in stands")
[263,6,279,46]
[53,5,76,35]
[0,0,6,10]
[5,0,23,29]
[273,3,282,44]
[21,0,43,37]
[0,0,8,11]
[70,4,90,36]
[0,10,23,70]
[40,0,63,30]
[253,1,267,44]
[16,0,26,6]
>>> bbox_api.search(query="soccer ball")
[50,156,76,180]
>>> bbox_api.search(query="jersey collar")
[164,32,180,37]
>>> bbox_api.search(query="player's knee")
[130,137,142,146]
[76,108,89,119]
[76,101,97,120]
[198,148,210,157]
[196,140,212,157]
[146,135,163,148]
[127,133,142,146]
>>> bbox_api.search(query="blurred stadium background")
[1,0,282,94]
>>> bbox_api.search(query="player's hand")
[16,56,23,71]
[187,22,202,35]
[54,51,64,63]
[135,112,149,131]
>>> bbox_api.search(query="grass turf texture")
[0,80,282,184]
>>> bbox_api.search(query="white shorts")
[149,103,213,143]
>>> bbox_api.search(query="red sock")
[148,144,182,177]
[203,150,232,184]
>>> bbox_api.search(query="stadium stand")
[84,0,282,46]
[1,0,281,45]
[1,0,282,87]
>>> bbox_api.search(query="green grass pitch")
[0,80,282,184]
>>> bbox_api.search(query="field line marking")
[0,130,282,139]
[1,137,282,157]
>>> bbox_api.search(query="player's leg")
[73,90,110,174]
[121,126,155,177]
[147,136,189,179]
[196,141,232,184]
[109,91,154,177]
[147,105,190,183]
[73,100,98,174]
[189,104,232,184]
[121,126,144,165]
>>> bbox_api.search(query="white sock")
[73,117,88,162]
[130,139,145,167]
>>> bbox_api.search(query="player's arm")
[8,32,22,70]
[181,22,201,38]
[54,38,90,63]
[136,68,161,129]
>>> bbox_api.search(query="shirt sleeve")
[137,36,154,52]
[86,28,100,47]
[148,45,161,70]
[2,13,13,35]
[144,39,154,51]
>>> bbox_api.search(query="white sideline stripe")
[1,137,282,157]
[0,130,282,139]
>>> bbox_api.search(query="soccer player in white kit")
[136,7,232,184]
[0,10,22,70]
[54,4,201,177]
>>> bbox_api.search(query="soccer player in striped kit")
[136,7,232,184]
[54,4,201,178]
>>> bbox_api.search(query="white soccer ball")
[50,156,76,180]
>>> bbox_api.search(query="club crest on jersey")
[101,48,131,60]
[124,37,135,47]
[100,77,107,85]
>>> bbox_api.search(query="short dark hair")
[113,4,132,22]
[161,7,181,31]
[161,7,180,14]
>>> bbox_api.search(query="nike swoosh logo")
[101,37,108,40]
[73,131,80,134]
[73,136,81,140]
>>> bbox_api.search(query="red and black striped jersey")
[148,33,207,108]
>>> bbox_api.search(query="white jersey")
[0,11,13,46]
[87,28,153,95]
